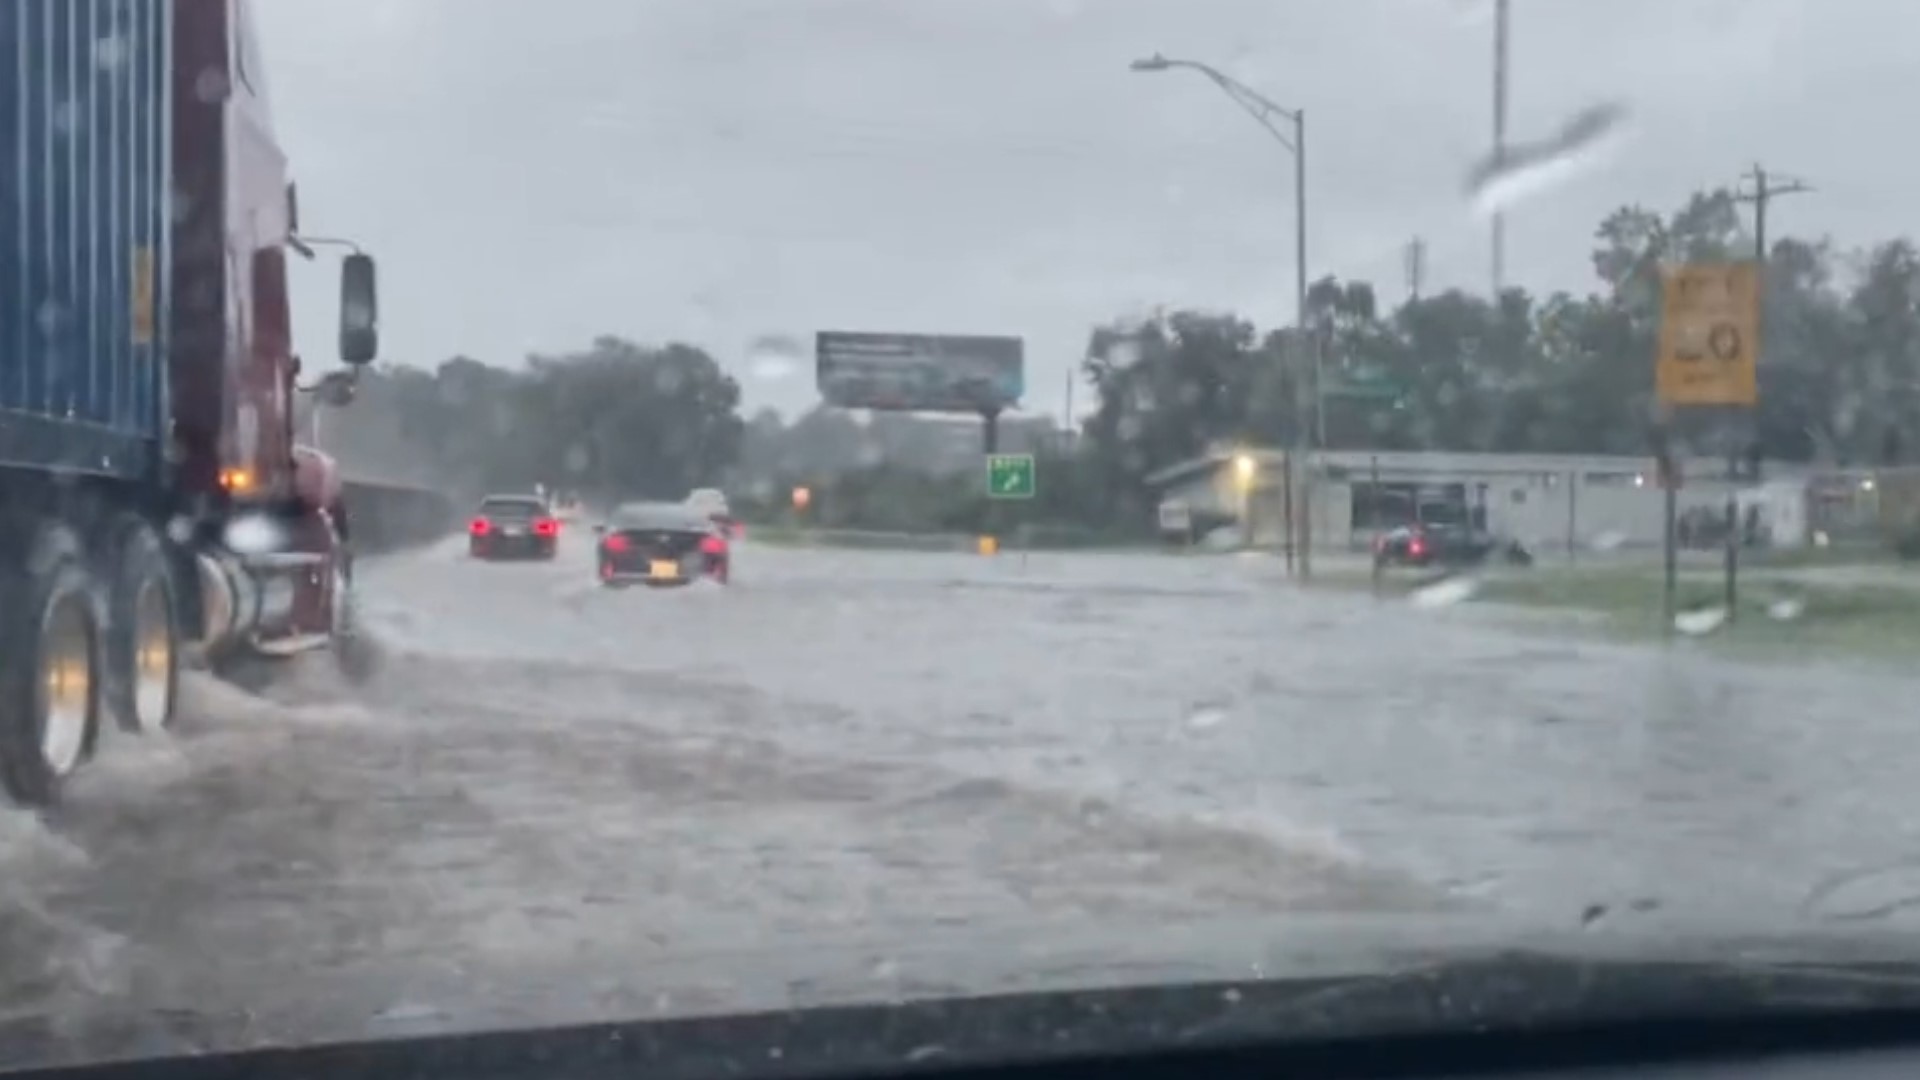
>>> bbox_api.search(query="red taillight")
[469,517,491,536]
[603,534,630,553]
[1408,538,1426,557]
[534,518,559,537]
[699,535,726,555]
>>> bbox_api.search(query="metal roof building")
[1145,447,1854,554]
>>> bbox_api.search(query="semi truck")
[0,0,379,806]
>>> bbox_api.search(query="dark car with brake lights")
[1373,522,1533,573]
[596,502,731,587]
[469,494,561,561]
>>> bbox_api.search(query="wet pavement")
[2,536,1919,1060]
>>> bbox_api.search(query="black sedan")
[596,503,731,588]
[469,494,560,560]
[1372,523,1532,573]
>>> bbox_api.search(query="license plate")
[501,525,525,536]
[648,560,679,580]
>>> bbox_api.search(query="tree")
[311,337,744,506]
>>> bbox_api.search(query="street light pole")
[1130,53,1316,577]
[1293,108,1315,577]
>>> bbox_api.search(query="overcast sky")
[254,0,1913,419]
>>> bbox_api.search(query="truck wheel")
[0,525,102,806]
[103,522,179,733]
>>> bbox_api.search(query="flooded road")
[3,537,1917,1061]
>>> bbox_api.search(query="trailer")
[0,0,380,805]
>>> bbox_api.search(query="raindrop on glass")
[93,34,129,71]
[746,335,805,381]
[1185,705,1228,731]
[35,300,65,336]
[193,67,230,104]
[224,513,287,555]
[1464,102,1631,217]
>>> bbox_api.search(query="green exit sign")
[985,453,1036,499]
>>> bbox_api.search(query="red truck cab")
[0,0,379,806]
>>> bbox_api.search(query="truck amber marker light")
[219,468,255,493]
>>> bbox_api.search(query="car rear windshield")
[480,498,545,520]
[612,506,708,532]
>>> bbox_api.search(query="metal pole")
[1723,165,1771,622]
[1664,475,1678,634]
[1724,161,1807,620]
[1491,0,1510,295]
[1296,109,1314,579]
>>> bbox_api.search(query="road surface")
[1,537,1917,1060]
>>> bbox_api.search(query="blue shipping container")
[0,0,170,479]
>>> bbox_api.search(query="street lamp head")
[1233,453,1257,483]
[1129,54,1172,72]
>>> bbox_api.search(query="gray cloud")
[255,0,1906,417]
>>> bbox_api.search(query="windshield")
[479,497,547,519]
[610,503,708,530]
[6,0,1920,1071]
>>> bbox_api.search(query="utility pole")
[1297,107,1314,579]
[1490,0,1510,295]
[1404,237,1427,303]
[1725,163,1811,619]
[1061,369,1075,453]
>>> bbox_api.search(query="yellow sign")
[130,247,155,345]
[1656,262,1759,407]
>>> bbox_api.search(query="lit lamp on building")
[1234,453,1257,546]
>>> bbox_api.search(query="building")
[1145,447,1860,554]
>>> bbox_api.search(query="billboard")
[816,331,1024,413]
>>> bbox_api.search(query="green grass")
[1734,544,1902,570]
[1461,565,1920,662]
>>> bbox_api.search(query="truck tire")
[0,524,103,807]
[102,521,179,734]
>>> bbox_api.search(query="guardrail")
[744,525,1149,552]
[340,478,456,555]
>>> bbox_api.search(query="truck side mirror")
[339,252,379,365]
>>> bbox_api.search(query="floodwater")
[2,536,1917,1061]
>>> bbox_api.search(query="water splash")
[1674,605,1729,637]
[1410,575,1479,609]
